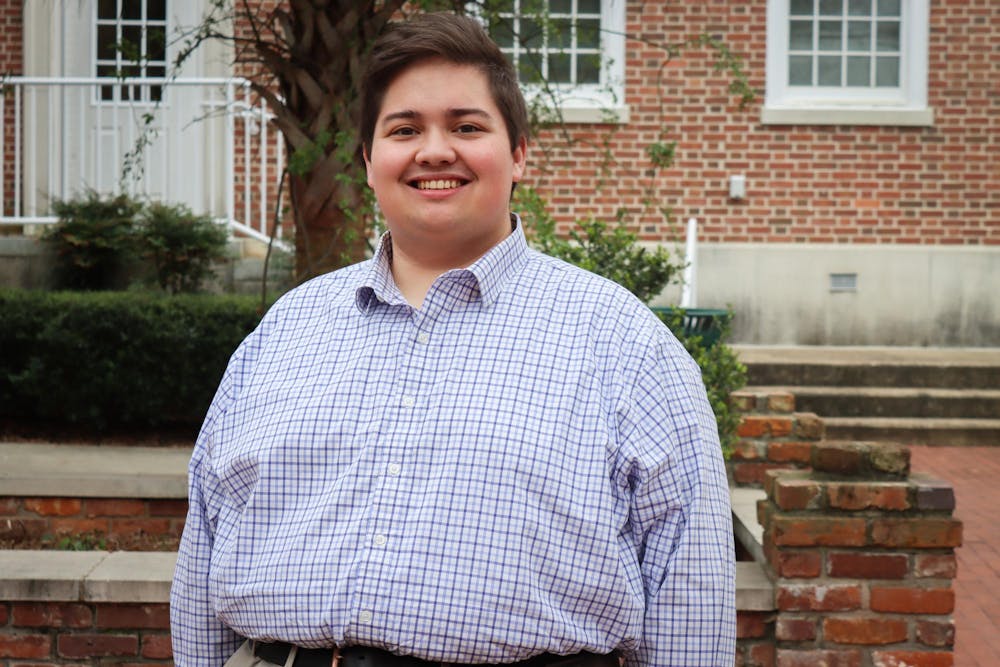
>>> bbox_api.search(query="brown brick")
[747,642,776,667]
[773,478,822,510]
[111,518,173,538]
[767,392,795,413]
[776,617,817,642]
[732,440,766,461]
[730,391,759,413]
[149,499,188,517]
[772,516,867,547]
[792,413,825,440]
[0,497,21,514]
[141,634,173,659]
[23,498,81,517]
[869,444,911,477]
[12,603,92,628]
[828,552,908,580]
[812,442,865,476]
[776,584,862,611]
[0,635,51,658]
[738,611,769,639]
[871,651,953,667]
[48,518,109,536]
[870,518,963,548]
[736,462,793,486]
[823,616,908,645]
[767,441,812,463]
[0,518,48,542]
[913,554,958,579]
[739,416,794,438]
[826,482,910,511]
[85,499,146,518]
[870,587,955,614]
[0,603,7,625]
[776,648,861,667]
[58,634,138,658]
[916,620,955,648]
[97,604,170,630]
[911,476,956,512]
[771,550,822,578]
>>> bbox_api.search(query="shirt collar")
[354,214,530,313]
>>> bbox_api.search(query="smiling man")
[170,12,734,667]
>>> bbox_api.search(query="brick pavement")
[910,446,1000,667]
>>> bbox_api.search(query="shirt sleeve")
[617,325,736,667]
[170,335,256,665]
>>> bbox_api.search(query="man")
[171,12,735,667]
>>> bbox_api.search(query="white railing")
[0,76,288,249]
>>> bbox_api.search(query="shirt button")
[401,395,415,408]
[358,610,373,623]
[387,463,401,476]
[373,534,387,546]
[416,332,430,344]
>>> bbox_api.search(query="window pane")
[848,0,871,16]
[147,65,165,78]
[489,17,515,48]
[818,55,841,85]
[577,19,600,48]
[150,85,162,102]
[547,18,571,49]
[518,52,543,83]
[97,64,117,79]
[577,0,600,14]
[846,55,870,85]
[121,25,142,61]
[577,53,600,83]
[549,53,571,82]
[97,25,118,61]
[876,55,899,86]
[818,20,842,50]
[876,21,899,51]
[819,0,842,16]
[148,0,166,20]
[549,0,572,13]
[877,0,901,17]
[521,18,544,48]
[789,20,813,50]
[148,27,166,62]
[98,0,117,20]
[847,21,870,50]
[791,0,814,16]
[789,55,813,85]
[121,0,142,20]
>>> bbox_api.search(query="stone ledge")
[732,487,766,565]
[0,442,190,498]
[0,550,175,603]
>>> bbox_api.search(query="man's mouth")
[412,179,465,190]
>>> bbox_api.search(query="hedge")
[0,289,264,432]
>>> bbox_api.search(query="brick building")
[2,1,997,344]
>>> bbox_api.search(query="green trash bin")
[651,307,731,348]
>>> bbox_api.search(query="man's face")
[364,58,527,266]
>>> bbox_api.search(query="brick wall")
[0,602,171,663]
[0,498,186,550]
[760,441,961,666]
[527,0,1000,246]
[0,0,23,218]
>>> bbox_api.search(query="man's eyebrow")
[379,108,494,125]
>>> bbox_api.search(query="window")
[763,0,932,125]
[95,0,168,103]
[479,0,628,123]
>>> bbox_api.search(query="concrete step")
[750,386,1000,420]
[824,417,1000,447]
[737,346,1000,390]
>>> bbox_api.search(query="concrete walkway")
[910,446,1000,667]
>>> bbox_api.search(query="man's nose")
[415,128,456,165]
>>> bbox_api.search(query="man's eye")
[390,127,416,136]
[456,124,481,134]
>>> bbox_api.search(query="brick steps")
[738,346,1000,447]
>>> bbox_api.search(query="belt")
[252,642,618,667]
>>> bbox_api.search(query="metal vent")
[830,273,858,292]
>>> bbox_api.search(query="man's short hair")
[360,12,530,157]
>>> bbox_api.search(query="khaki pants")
[225,640,299,667]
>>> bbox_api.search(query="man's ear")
[511,136,528,184]
[363,145,374,188]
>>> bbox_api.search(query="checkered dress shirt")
[170,218,735,666]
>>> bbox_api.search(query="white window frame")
[763,0,933,126]
[474,0,629,124]
[93,0,169,106]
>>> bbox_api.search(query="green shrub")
[44,190,142,290]
[516,186,746,455]
[0,289,263,432]
[138,202,230,293]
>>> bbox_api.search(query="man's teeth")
[416,179,462,190]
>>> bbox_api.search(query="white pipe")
[680,217,697,308]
